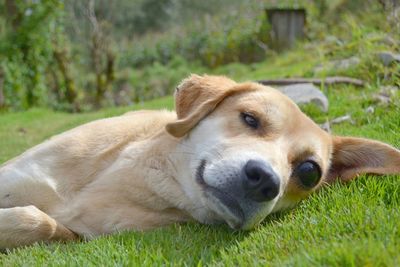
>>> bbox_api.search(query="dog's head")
[166,74,400,229]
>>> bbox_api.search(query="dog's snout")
[242,160,280,202]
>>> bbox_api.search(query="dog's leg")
[0,205,78,249]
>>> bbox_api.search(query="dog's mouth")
[196,159,245,229]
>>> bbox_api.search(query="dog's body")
[0,110,194,247]
[1,75,399,249]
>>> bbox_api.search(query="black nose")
[242,160,280,202]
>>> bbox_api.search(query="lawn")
[0,47,399,266]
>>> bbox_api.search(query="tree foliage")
[0,0,64,110]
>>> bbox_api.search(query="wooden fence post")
[265,8,306,51]
[0,67,4,109]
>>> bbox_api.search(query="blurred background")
[0,0,398,112]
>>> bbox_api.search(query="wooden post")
[0,67,4,109]
[265,8,306,51]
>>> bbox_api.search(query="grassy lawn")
[1,47,399,266]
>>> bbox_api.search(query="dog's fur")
[0,74,399,248]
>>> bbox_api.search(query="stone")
[377,51,400,66]
[365,33,398,46]
[319,115,354,131]
[324,35,343,46]
[381,36,398,46]
[365,106,375,114]
[332,56,361,70]
[314,56,360,73]
[330,115,354,124]
[380,85,399,96]
[372,94,391,105]
[278,83,329,112]
[371,85,399,105]
[313,64,326,73]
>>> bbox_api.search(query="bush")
[120,2,269,69]
[128,56,206,102]
[0,0,63,110]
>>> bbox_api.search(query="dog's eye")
[241,113,259,129]
[294,161,322,188]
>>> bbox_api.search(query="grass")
[0,97,174,163]
[1,35,400,266]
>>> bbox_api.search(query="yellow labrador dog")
[1,74,399,248]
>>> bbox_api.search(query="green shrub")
[128,56,206,102]
[120,2,269,69]
[0,0,63,110]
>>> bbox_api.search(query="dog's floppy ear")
[326,136,400,183]
[166,74,254,137]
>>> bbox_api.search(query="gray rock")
[365,33,398,46]
[314,56,360,73]
[377,51,400,66]
[365,106,375,114]
[381,36,398,46]
[371,85,399,105]
[372,94,391,105]
[332,56,361,70]
[319,115,354,130]
[380,85,399,96]
[278,83,329,112]
[313,64,326,73]
[331,115,354,124]
[324,35,343,46]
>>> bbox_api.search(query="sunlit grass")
[1,40,399,266]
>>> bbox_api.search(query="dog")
[0,74,399,249]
